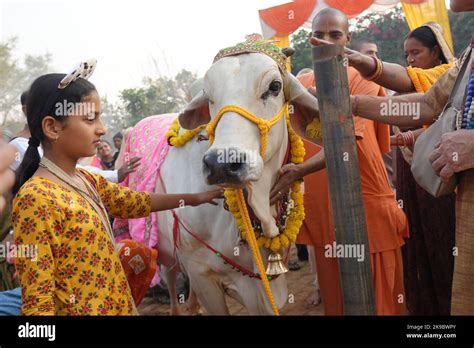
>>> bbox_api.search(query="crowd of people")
[0,0,473,316]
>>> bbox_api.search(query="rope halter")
[206,103,288,158]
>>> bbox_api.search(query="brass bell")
[266,252,289,275]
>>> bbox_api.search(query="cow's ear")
[178,90,211,130]
[286,74,322,145]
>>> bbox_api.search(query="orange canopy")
[258,0,317,37]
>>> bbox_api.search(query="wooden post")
[312,44,375,315]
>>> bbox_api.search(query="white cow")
[150,51,318,315]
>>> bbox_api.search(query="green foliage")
[350,7,410,65]
[0,38,52,125]
[449,11,474,56]
[291,29,312,75]
[101,96,128,142]
[119,69,197,128]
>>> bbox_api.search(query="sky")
[0,0,293,101]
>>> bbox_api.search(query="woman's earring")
[54,137,59,142]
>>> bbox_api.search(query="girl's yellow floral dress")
[12,170,151,315]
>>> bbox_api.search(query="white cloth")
[9,137,118,183]
[9,137,44,171]
[77,164,118,183]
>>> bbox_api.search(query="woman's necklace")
[39,157,114,243]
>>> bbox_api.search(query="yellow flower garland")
[166,112,305,253]
[166,119,206,147]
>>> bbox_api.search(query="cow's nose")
[202,148,248,185]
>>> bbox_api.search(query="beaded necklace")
[459,39,474,130]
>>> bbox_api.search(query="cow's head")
[179,44,319,188]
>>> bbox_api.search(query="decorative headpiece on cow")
[213,34,290,75]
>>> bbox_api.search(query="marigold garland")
[166,110,305,253]
[166,118,206,147]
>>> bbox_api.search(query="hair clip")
[58,59,97,89]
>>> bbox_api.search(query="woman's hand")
[117,156,141,182]
[390,135,402,146]
[0,133,16,212]
[270,164,304,205]
[191,188,225,206]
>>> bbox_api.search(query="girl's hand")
[191,188,225,206]
[0,133,16,212]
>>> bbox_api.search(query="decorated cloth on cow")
[113,114,176,286]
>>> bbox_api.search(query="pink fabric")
[90,155,102,169]
[113,114,177,286]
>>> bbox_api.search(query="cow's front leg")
[161,264,181,315]
[190,275,229,315]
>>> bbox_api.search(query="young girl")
[11,66,222,315]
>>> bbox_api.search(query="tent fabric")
[324,0,376,18]
[402,0,454,51]
[259,0,317,37]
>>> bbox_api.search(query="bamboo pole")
[312,44,375,315]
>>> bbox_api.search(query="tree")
[119,69,197,128]
[350,7,410,65]
[100,96,128,141]
[291,29,312,75]
[449,11,474,56]
[0,38,52,125]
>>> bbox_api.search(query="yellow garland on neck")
[165,111,305,253]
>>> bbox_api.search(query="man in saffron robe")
[271,8,409,315]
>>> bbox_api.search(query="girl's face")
[54,91,106,159]
[97,141,112,158]
[404,37,441,69]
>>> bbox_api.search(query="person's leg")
[296,244,309,261]
[306,246,321,306]
[371,249,406,315]
[314,246,343,315]
[0,287,22,315]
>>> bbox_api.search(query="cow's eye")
[262,80,282,100]
[269,81,282,94]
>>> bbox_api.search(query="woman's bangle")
[397,130,415,148]
[366,56,383,82]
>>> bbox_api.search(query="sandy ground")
[138,248,325,316]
